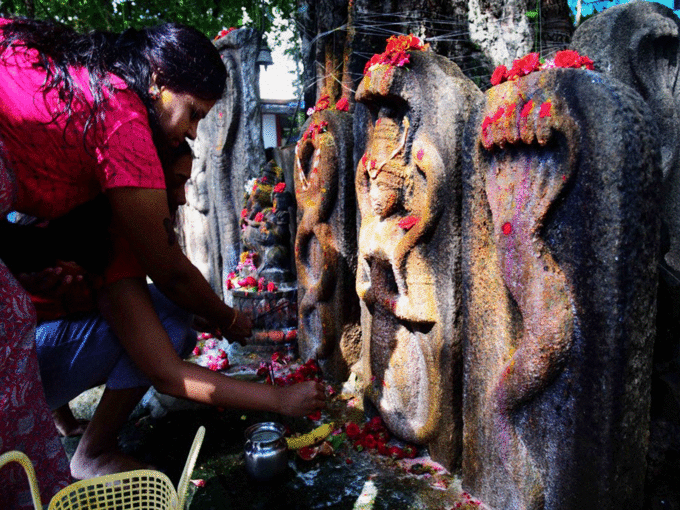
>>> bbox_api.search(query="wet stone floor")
[63,340,479,510]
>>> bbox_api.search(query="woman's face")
[154,87,216,148]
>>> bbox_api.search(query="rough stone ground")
[62,342,479,510]
[61,341,680,510]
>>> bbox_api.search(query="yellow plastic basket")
[0,425,205,510]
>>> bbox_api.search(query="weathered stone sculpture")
[354,36,483,470]
[179,28,265,300]
[462,57,661,510]
[294,97,361,381]
[571,1,680,275]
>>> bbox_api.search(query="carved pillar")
[179,28,265,300]
[294,106,361,381]
[354,46,483,470]
[462,66,661,510]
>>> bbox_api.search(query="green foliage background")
[0,0,296,39]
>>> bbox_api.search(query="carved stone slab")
[354,50,483,470]
[294,108,361,381]
[462,67,660,510]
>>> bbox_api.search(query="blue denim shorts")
[36,284,197,410]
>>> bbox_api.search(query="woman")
[0,17,323,507]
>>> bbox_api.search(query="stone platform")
[63,342,679,510]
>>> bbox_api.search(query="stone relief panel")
[294,104,361,382]
[462,64,661,510]
[179,28,265,300]
[355,40,483,470]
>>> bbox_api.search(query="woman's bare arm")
[97,277,325,416]
[106,187,250,340]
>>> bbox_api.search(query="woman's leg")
[0,258,72,508]
[69,386,152,479]
[1,157,71,508]
[51,284,197,479]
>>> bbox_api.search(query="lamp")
[256,42,274,68]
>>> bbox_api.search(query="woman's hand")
[17,260,96,314]
[276,381,326,417]
[227,310,252,346]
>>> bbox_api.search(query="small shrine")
[226,160,298,353]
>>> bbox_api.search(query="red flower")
[258,277,265,292]
[362,434,377,450]
[254,212,265,222]
[335,97,349,111]
[490,64,508,86]
[366,416,385,432]
[217,349,228,359]
[377,441,390,456]
[244,276,257,287]
[240,208,248,218]
[226,279,233,290]
[346,422,362,439]
[267,282,278,292]
[398,216,419,230]
[192,346,201,356]
[502,222,513,235]
[363,53,383,74]
[298,446,319,461]
[316,94,331,111]
[539,100,552,118]
[579,54,594,70]
[273,182,286,193]
[553,49,579,68]
[388,446,405,459]
[214,27,236,40]
[307,410,322,421]
[403,445,418,459]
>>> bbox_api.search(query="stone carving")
[463,64,660,510]
[571,1,680,275]
[179,28,265,300]
[241,160,296,284]
[354,40,483,470]
[294,101,361,381]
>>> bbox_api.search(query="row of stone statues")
[293,2,678,509]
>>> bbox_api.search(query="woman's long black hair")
[0,17,227,146]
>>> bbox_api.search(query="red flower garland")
[490,49,595,86]
[363,34,427,75]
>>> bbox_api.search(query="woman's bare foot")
[70,448,155,480]
[53,404,89,437]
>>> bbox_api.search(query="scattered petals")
[398,216,420,230]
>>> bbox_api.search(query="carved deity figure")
[355,41,483,470]
[463,61,660,510]
[241,161,295,283]
[294,105,361,381]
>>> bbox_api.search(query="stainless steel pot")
[244,422,288,481]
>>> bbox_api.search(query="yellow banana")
[286,422,335,450]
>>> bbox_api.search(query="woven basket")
[0,425,205,510]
